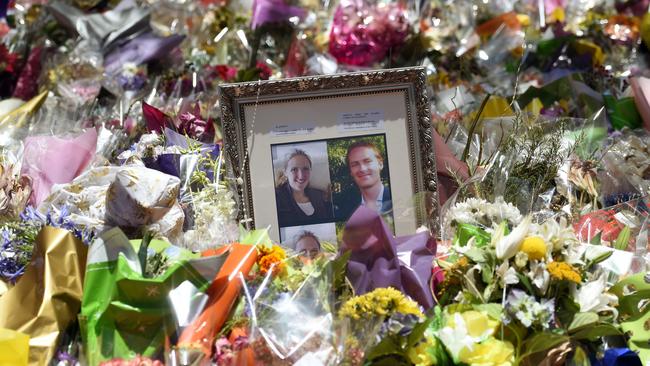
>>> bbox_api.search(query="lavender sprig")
[0,205,95,283]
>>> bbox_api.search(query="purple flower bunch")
[0,205,95,283]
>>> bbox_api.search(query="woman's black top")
[275,182,333,227]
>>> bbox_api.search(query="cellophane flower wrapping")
[573,195,649,274]
[328,0,410,67]
[241,248,341,365]
[79,227,229,366]
[439,111,609,235]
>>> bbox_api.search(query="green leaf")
[568,312,598,332]
[590,232,602,245]
[571,323,622,340]
[138,230,154,277]
[557,295,580,328]
[331,251,351,292]
[614,226,631,251]
[320,241,338,254]
[588,250,613,266]
[481,263,494,284]
[620,310,650,362]
[455,223,491,247]
[464,248,487,263]
[365,335,403,361]
[365,355,410,366]
[610,273,650,316]
[520,332,569,361]
[407,317,435,349]
[472,303,503,320]
[516,273,535,295]
[570,345,591,366]
[503,322,528,350]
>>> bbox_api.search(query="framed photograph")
[219,67,438,242]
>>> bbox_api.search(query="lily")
[493,216,532,260]
[572,274,618,318]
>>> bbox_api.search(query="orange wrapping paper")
[177,243,258,356]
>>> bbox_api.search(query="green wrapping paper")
[611,273,650,364]
[0,226,87,365]
[79,228,228,366]
[603,94,643,130]
[454,223,491,247]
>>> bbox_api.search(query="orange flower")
[547,261,581,284]
[257,245,287,276]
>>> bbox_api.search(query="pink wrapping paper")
[630,76,650,131]
[21,129,98,206]
[433,129,469,205]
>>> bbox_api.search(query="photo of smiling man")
[330,135,393,222]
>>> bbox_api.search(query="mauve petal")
[340,206,436,309]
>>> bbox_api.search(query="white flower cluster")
[532,217,578,251]
[117,133,169,163]
[182,183,239,251]
[447,196,523,230]
[505,289,555,329]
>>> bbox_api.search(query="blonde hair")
[275,149,313,187]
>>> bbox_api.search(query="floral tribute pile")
[0,0,650,364]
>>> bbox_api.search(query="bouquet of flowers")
[437,196,625,365]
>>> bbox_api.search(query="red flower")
[256,61,272,80]
[0,44,20,74]
[215,65,238,82]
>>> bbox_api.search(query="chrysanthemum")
[547,261,582,283]
[520,236,547,261]
[339,287,423,320]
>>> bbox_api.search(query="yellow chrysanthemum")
[339,287,423,320]
[257,244,287,276]
[547,261,582,283]
[520,236,547,261]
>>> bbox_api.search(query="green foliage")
[570,322,622,340]
[331,251,352,308]
[518,332,569,363]
[138,230,153,277]
[458,116,576,214]
[568,312,599,332]
[614,226,631,251]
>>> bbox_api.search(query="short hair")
[346,141,383,166]
[284,149,312,169]
[294,230,320,250]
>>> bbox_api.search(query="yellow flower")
[520,236,547,261]
[547,261,582,283]
[458,338,515,366]
[339,287,423,320]
[408,340,438,366]
[448,311,498,338]
[258,244,286,259]
[257,244,287,276]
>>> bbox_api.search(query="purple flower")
[177,112,215,143]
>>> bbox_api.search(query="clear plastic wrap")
[573,196,649,266]
[243,259,340,365]
[600,129,650,201]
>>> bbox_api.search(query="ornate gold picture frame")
[219,67,438,243]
